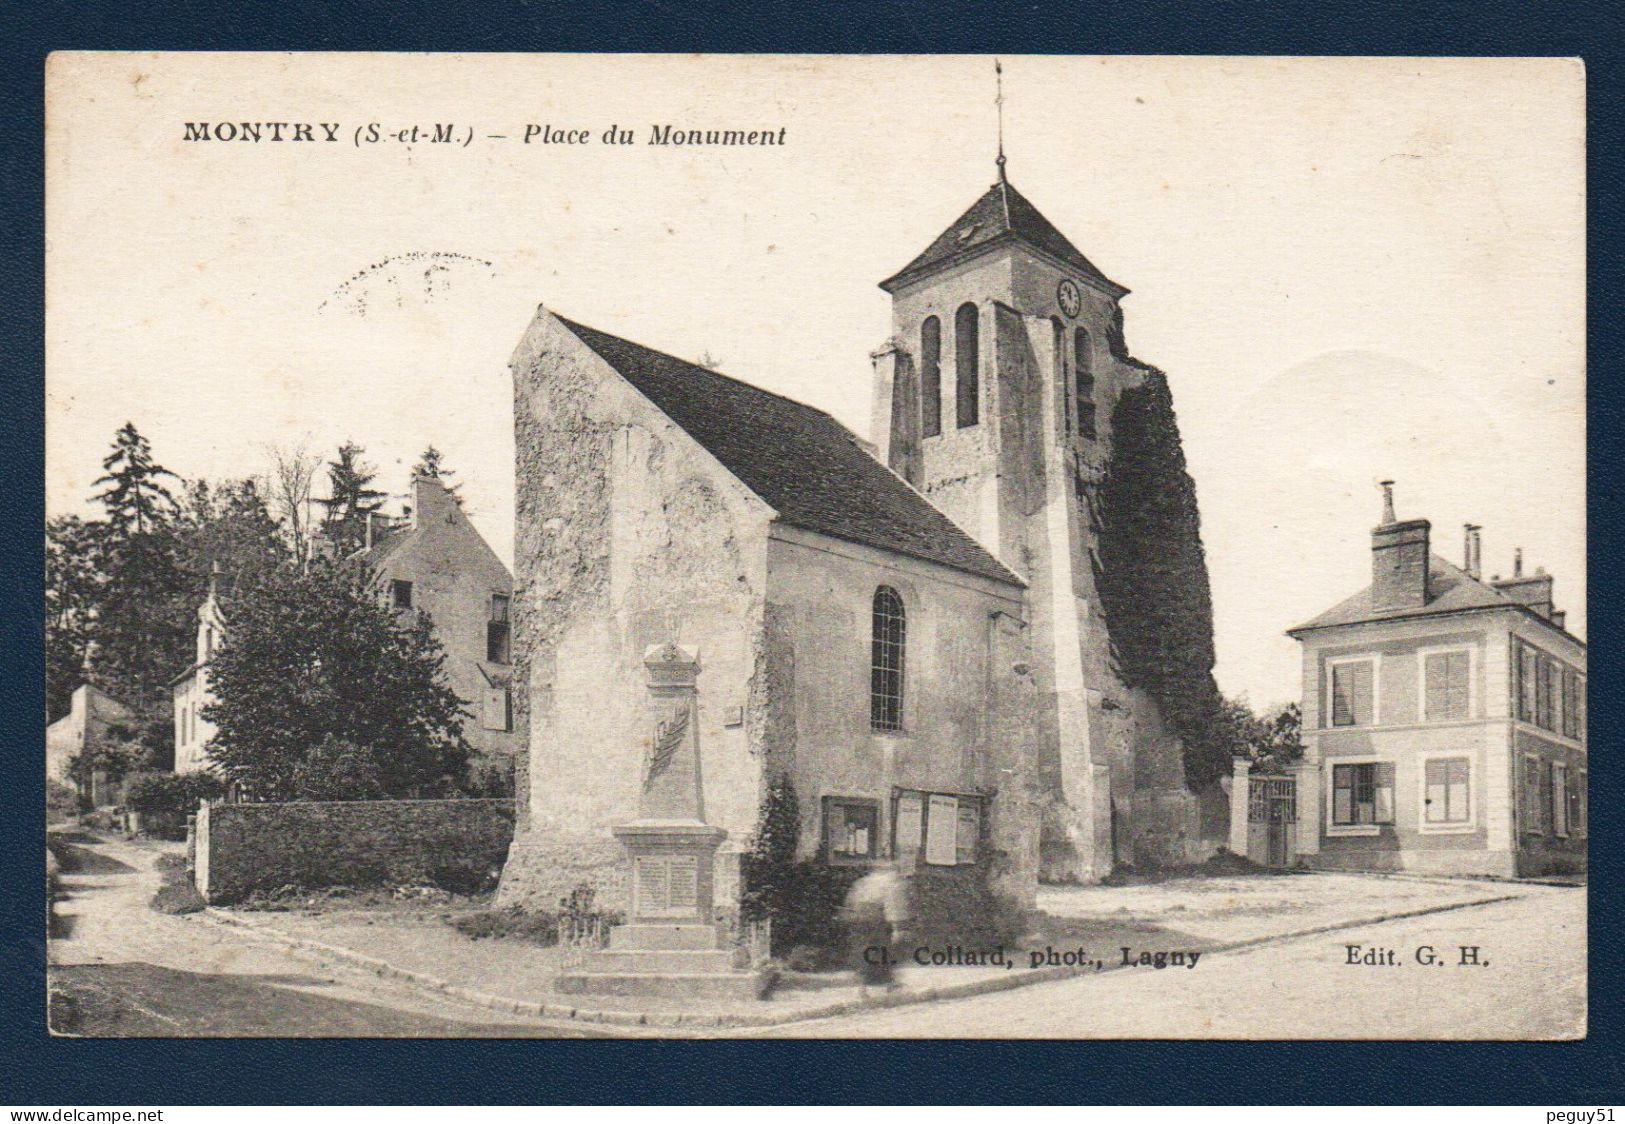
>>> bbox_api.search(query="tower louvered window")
[1053,317,1070,435]
[955,303,979,428]
[921,316,942,437]
[1074,327,1096,439]
[870,586,906,732]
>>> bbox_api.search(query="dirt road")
[46,829,595,1037]
[760,886,1585,1038]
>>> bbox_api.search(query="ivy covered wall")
[1094,366,1229,787]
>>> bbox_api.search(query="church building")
[499,164,1215,916]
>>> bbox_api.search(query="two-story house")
[174,475,521,788]
[1285,483,1585,877]
[171,564,227,774]
[47,683,134,806]
[359,474,521,787]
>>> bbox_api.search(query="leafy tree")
[178,477,288,591]
[412,445,464,508]
[93,422,179,539]
[202,557,471,800]
[1251,702,1304,774]
[45,515,104,721]
[290,736,387,801]
[316,441,387,556]
[64,724,148,795]
[1216,697,1305,774]
[124,771,226,815]
[1214,695,1267,762]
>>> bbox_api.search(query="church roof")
[1287,554,1577,643]
[557,316,1021,586]
[879,176,1126,296]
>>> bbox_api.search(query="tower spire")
[995,58,1007,180]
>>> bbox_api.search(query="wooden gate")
[1246,775,1297,868]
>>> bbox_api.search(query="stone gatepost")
[1288,758,1320,861]
[556,643,763,1001]
[1228,757,1252,858]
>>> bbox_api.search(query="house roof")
[1288,554,1582,645]
[879,176,1126,296]
[357,523,412,569]
[556,316,1021,586]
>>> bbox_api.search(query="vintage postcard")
[44,52,1585,1039]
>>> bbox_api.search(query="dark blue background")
[3,0,1619,1105]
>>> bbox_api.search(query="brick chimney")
[1492,549,1556,620]
[411,475,458,529]
[1462,524,1482,580]
[1371,481,1431,611]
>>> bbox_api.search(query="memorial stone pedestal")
[556,643,765,1001]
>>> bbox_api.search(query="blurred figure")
[842,861,913,995]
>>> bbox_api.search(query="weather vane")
[995,58,1007,178]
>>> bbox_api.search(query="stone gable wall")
[499,310,772,912]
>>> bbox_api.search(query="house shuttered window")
[1576,676,1587,741]
[1516,642,1536,722]
[1332,762,1394,825]
[1423,757,1470,824]
[480,687,512,732]
[1521,756,1544,834]
[1552,762,1569,836]
[1424,651,1470,721]
[487,594,511,664]
[1517,642,1580,737]
[1330,661,1374,727]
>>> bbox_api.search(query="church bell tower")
[872,157,1198,881]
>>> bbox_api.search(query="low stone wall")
[196,798,515,904]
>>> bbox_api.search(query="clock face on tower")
[1057,278,1083,319]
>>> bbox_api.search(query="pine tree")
[202,556,471,800]
[412,445,464,508]
[316,441,387,555]
[93,422,179,538]
[85,425,189,719]
[45,515,105,722]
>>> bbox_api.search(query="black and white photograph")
[42,52,1585,1041]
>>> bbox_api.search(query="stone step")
[608,924,721,951]
[555,970,766,1000]
[587,948,742,973]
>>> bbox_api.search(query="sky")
[45,54,1585,708]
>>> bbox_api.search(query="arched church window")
[870,586,906,732]
[920,316,942,438]
[955,303,980,429]
[1074,327,1097,440]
